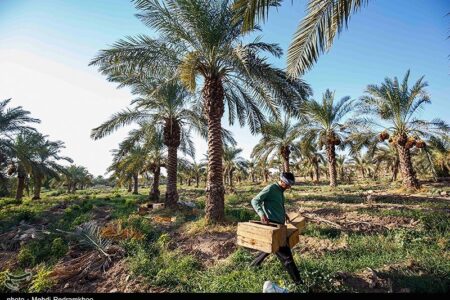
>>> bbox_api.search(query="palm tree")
[90,0,311,223]
[108,124,166,200]
[0,98,40,140]
[31,136,73,199]
[0,99,40,196]
[251,118,301,172]
[300,89,357,187]
[223,146,247,188]
[336,154,349,182]
[426,135,450,178]
[372,144,399,182]
[63,165,93,193]
[8,132,41,200]
[360,70,449,189]
[349,151,374,180]
[188,160,207,188]
[92,79,200,206]
[294,138,324,183]
[234,0,370,77]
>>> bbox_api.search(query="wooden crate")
[237,221,287,253]
[152,203,165,210]
[287,228,300,248]
[286,213,306,233]
[286,213,306,248]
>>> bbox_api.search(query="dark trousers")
[250,235,302,284]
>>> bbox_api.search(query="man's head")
[279,172,295,190]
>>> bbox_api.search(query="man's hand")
[261,215,269,224]
[285,214,291,223]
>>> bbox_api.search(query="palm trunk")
[263,169,269,183]
[314,161,320,183]
[164,118,180,207]
[397,143,420,189]
[149,166,161,201]
[196,174,199,188]
[132,173,139,195]
[127,180,132,192]
[165,145,179,207]
[32,176,42,200]
[392,160,399,182]
[229,169,234,188]
[203,76,225,223]
[326,143,337,187]
[15,165,26,201]
[280,146,290,172]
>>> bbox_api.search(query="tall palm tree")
[8,132,41,200]
[299,89,357,187]
[360,70,449,189]
[233,0,370,77]
[90,0,311,223]
[0,99,40,196]
[251,118,301,172]
[92,80,200,206]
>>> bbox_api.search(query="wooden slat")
[286,213,306,233]
[237,223,281,242]
[287,228,299,248]
[237,235,277,253]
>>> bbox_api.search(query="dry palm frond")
[100,220,144,240]
[49,246,123,282]
[51,222,124,283]
[56,221,112,258]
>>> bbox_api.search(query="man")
[250,172,302,285]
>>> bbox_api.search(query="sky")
[0,0,449,177]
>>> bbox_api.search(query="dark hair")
[282,172,295,181]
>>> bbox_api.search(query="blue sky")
[0,0,449,176]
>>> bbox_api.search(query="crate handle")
[249,220,283,228]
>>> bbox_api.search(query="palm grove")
[87,0,448,224]
[0,99,98,201]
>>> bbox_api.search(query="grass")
[0,181,449,293]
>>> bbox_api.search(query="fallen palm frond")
[100,220,144,240]
[50,222,124,283]
[302,212,342,229]
[56,221,112,258]
[0,270,32,292]
[301,211,391,232]
[49,247,122,282]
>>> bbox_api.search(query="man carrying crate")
[250,172,303,285]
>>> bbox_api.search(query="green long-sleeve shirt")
[251,183,286,224]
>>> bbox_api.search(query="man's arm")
[251,186,271,223]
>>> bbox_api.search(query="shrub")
[18,247,35,268]
[50,238,68,257]
[28,265,54,292]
